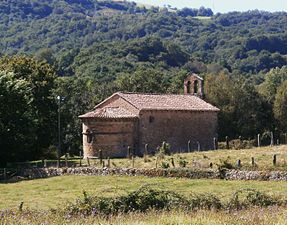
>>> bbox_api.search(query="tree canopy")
[0,1,287,164]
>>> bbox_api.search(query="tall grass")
[1,207,287,225]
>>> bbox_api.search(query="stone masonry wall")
[97,94,139,115]
[82,95,140,158]
[139,110,218,154]
[82,119,138,158]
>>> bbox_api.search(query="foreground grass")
[1,175,287,210]
[1,207,287,225]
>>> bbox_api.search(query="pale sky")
[132,0,287,13]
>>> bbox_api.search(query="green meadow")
[1,175,287,210]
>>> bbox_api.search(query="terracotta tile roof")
[118,92,219,111]
[79,107,138,119]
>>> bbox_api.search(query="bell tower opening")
[184,73,204,98]
[194,80,199,94]
[186,81,191,94]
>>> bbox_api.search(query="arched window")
[186,81,191,94]
[194,80,199,94]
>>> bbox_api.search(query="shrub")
[65,187,188,216]
[227,189,280,210]
[159,142,171,155]
[217,158,235,170]
[65,188,284,216]
[189,193,222,210]
[161,161,170,169]
[178,157,188,168]
[246,190,277,207]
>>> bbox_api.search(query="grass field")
[62,145,287,171]
[1,207,287,225]
[1,175,287,210]
[11,145,287,171]
[110,145,287,170]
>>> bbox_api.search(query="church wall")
[138,110,218,154]
[82,118,138,158]
[97,95,139,114]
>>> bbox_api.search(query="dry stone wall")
[10,167,287,181]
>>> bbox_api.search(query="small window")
[86,129,94,144]
[149,116,155,123]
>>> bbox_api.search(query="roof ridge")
[119,92,198,96]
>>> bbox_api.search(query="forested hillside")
[1,0,287,164]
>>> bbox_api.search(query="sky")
[131,0,287,13]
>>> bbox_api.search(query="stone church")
[79,73,219,158]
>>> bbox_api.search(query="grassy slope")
[82,145,287,170]
[1,175,287,210]
[14,145,287,170]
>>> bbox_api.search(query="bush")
[178,157,188,168]
[227,189,281,210]
[189,193,222,210]
[159,142,171,155]
[217,158,235,170]
[161,161,170,169]
[65,187,188,216]
[65,188,284,216]
[218,139,256,149]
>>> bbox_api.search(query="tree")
[273,80,287,132]
[258,66,287,103]
[0,56,57,163]
[0,71,36,165]
[115,68,170,93]
[54,75,116,155]
[205,72,270,139]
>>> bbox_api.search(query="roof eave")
[139,108,220,112]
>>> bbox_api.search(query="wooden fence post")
[171,158,175,168]
[213,138,218,150]
[257,134,260,147]
[132,156,135,168]
[273,155,277,166]
[99,150,103,165]
[226,136,229,149]
[144,144,148,162]
[251,157,255,167]
[270,132,274,146]
[155,157,158,168]
[188,140,191,152]
[19,202,24,212]
[107,157,110,168]
[79,151,82,167]
[197,141,201,151]
[237,159,241,168]
[4,168,6,182]
[127,146,132,159]
[44,160,47,168]
[239,136,243,149]
[65,153,68,167]
[87,157,90,167]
